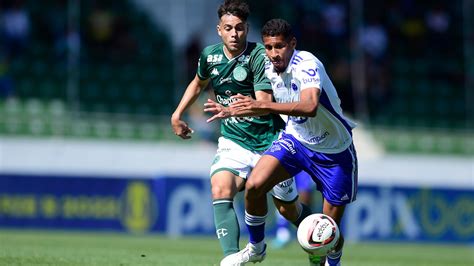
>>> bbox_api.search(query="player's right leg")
[221,155,294,265]
[211,170,245,257]
[210,137,259,264]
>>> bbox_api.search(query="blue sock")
[244,211,267,244]
[326,249,342,266]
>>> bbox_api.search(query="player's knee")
[245,178,266,199]
[211,183,233,199]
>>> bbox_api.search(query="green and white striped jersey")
[197,42,284,151]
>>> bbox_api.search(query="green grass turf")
[0,229,473,266]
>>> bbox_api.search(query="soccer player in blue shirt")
[205,18,358,266]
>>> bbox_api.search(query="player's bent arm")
[231,90,273,117]
[171,75,209,120]
[232,87,320,117]
[203,90,273,123]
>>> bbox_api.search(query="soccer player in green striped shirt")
[171,1,311,264]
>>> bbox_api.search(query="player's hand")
[204,99,231,123]
[170,117,194,139]
[230,93,259,110]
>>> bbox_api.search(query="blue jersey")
[265,50,356,154]
[264,50,358,205]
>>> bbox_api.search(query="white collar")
[223,42,248,62]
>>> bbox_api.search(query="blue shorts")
[294,171,315,193]
[264,132,358,206]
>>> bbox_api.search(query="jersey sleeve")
[296,59,321,91]
[249,45,272,92]
[196,48,210,80]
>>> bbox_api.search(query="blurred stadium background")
[0,0,473,265]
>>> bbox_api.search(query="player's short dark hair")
[261,18,294,42]
[217,0,250,22]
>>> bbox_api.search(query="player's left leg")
[272,198,313,245]
[322,201,346,266]
[314,143,358,266]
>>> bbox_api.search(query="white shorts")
[210,137,298,202]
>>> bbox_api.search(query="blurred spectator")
[358,15,390,112]
[321,0,347,39]
[425,2,450,52]
[55,26,81,65]
[399,4,426,57]
[319,0,348,59]
[1,0,30,59]
[0,53,14,98]
[87,2,115,52]
[109,16,137,61]
[329,57,354,115]
[358,16,388,62]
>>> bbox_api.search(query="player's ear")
[217,24,222,36]
[290,37,297,49]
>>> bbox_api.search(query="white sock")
[250,240,265,252]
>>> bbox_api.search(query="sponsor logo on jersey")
[211,68,219,76]
[218,77,232,85]
[207,54,223,64]
[237,55,250,63]
[308,131,330,144]
[278,138,297,155]
[302,77,319,85]
[301,68,320,85]
[302,68,317,76]
[225,90,232,96]
[216,94,238,106]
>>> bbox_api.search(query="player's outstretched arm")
[171,75,209,139]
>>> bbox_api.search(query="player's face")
[217,14,248,57]
[262,35,296,73]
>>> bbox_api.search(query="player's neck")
[223,43,247,59]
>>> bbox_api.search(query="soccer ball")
[297,213,340,256]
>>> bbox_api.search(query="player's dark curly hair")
[261,18,294,42]
[217,0,250,22]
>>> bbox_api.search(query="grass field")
[0,229,473,266]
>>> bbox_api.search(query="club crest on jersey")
[233,66,248,82]
[291,82,298,91]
